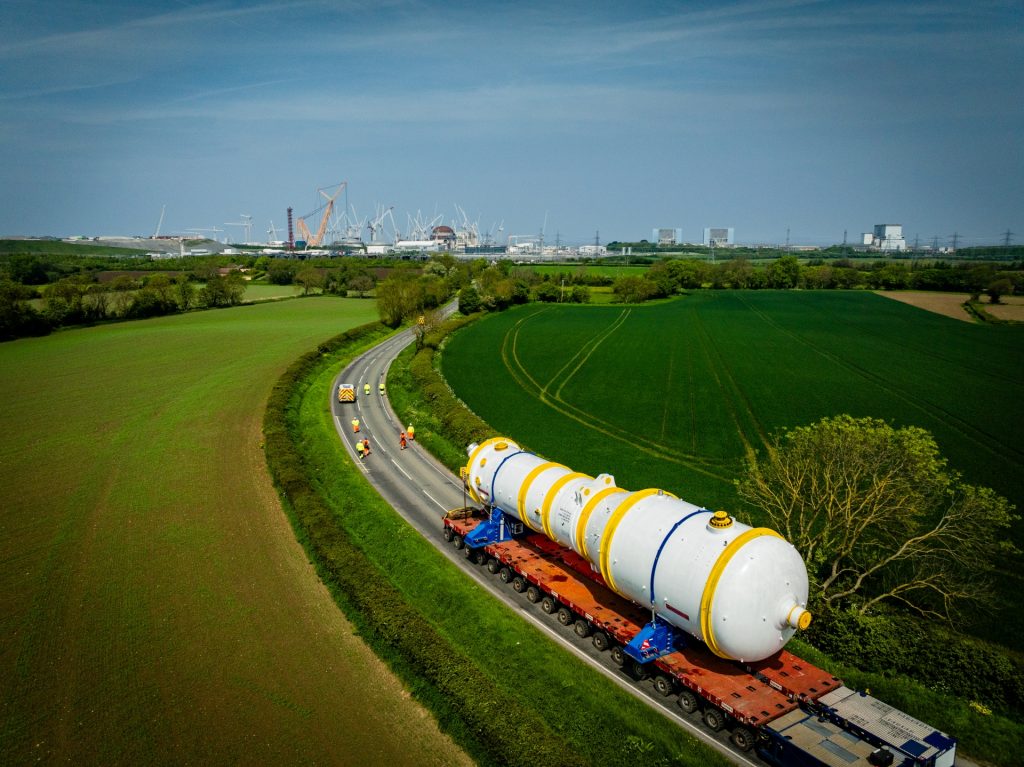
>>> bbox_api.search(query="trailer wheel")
[541,596,557,614]
[653,675,673,697]
[592,631,610,652]
[512,576,527,593]
[610,646,625,666]
[703,708,725,732]
[526,585,541,603]
[677,690,700,714]
[486,558,501,574]
[557,607,573,626]
[573,619,592,638]
[452,534,465,550]
[498,566,513,583]
[730,727,755,752]
[442,526,454,542]
[629,659,650,681]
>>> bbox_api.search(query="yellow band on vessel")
[517,462,564,532]
[464,437,510,505]
[540,473,589,540]
[574,487,625,559]
[598,489,661,595]
[699,527,782,659]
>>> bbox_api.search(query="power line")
[1003,229,1014,247]
[950,232,960,251]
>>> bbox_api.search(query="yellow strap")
[598,489,661,594]
[540,473,590,540]
[464,437,512,504]
[574,487,625,559]
[517,462,564,532]
[699,527,782,659]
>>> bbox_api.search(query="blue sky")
[1,0,1020,246]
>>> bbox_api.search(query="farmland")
[440,291,1024,647]
[0,298,469,766]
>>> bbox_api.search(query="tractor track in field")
[734,293,1024,464]
[499,309,732,481]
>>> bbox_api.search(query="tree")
[458,284,481,314]
[611,275,657,303]
[737,415,1018,622]
[294,266,324,295]
[987,277,1013,304]
[765,255,802,288]
[348,273,375,298]
[376,274,422,327]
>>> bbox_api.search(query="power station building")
[653,228,683,246]
[862,224,907,252]
[703,227,735,246]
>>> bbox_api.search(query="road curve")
[329,316,755,767]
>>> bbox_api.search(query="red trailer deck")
[444,510,840,733]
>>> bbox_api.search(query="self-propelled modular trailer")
[442,437,956,766]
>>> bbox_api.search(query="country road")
[328,316,758,767]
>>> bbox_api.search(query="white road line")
[391,460,412,480]
[422,490,448,512]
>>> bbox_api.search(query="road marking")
[422,490,448,512]
[391,459,412,480]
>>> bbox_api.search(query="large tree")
[737,415,1018,622]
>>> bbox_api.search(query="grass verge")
[265,320,731,767]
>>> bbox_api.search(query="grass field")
[530,264,649,278]
[0,298,468,765]
[440,291,1024,649]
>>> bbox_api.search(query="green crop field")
[441,291,1024,647]
[0,298,468,766]
[530,264,649,278]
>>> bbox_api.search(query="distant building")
[703,227,735,246]
[653,228,683,246]
[863,224,907,252]
[578,244,607,257]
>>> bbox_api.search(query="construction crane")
[296,182,346,248]
[367,204,394,243]
[223,215,253,244]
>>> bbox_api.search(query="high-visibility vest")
[356,442,364,454]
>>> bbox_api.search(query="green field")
[441,291,1024,647]
[530,264,650,278]
[0,298,468,765]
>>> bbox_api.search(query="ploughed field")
[441,290,1024,648]
[0,298,469,766]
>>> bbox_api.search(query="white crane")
[367,204,394,243]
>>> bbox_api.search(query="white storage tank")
[466,437,811,662]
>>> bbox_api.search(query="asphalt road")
[328,318,759,767]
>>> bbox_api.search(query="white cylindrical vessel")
[466,437,811,662]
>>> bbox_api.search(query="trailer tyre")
[526,585,541,603]
[573,619,592,638]
[442,526,454,542]
[486,558,501,574]
[541,596,557,614]
[653,675,673,696]
[557,607,573,626]
[498,567,513,583]
[629,659,649,681]
[592,631,610,652]
[610,646,625,666]
[512,576,527,593]
[703,708,725,732]
[677,690,700,714]
[730,727,755,752]
[452,535,465,550]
